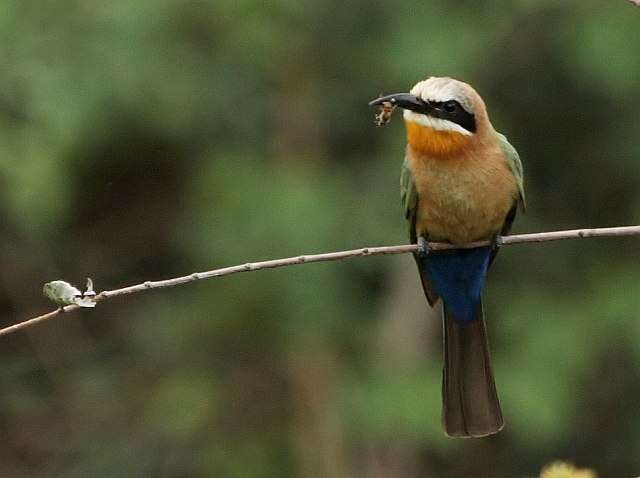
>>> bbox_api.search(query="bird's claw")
[416,236,430,259]
[491,235,504,251]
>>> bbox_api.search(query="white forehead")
[410,77,474,114]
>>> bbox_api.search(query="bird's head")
[370,77,490,156]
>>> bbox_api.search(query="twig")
[2,225,639,338]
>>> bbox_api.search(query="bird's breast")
[407,145,518,244]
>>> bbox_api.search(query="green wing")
[400,155,418,242]
[401,155,438,305]
[497,132,526,212]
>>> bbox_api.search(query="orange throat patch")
[405,119,473,156]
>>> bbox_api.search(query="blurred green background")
[1,0,640,476]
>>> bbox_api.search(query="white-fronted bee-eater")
[370,77,525,437]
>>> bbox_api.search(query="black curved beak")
[368,93,433,115]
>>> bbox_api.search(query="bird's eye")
[444,101,457,113]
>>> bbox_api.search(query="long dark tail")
[442,301,503,437]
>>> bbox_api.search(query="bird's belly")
[411,157,517,244]
[416,193,510,244]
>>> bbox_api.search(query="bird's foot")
[416,236,431,259]
[491,234,504,251]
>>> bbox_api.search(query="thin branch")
[2,225,639,338]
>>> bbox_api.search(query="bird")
[370,77,525,437]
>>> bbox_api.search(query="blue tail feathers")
[419,246,492,322]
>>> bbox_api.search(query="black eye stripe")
[425,100,476,133]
